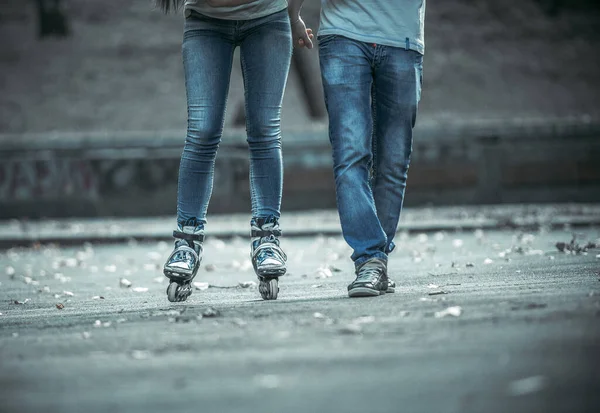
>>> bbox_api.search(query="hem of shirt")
[317,28,424,55]
[184,4,287,21]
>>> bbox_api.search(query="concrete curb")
[1,204,598,248]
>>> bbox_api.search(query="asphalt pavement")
[1,225,599,413]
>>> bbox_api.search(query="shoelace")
[357,261,384,281]
[254,241,287,263]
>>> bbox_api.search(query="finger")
[304,34,314,49]
[298,38,305,48]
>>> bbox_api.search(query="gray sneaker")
[348,258,388,298]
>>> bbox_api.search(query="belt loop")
[405,37,410,51]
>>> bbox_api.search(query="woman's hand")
[291,16,314,49]
[206,0,258,7]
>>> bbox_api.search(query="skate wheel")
[167,282,180,302]
[259,278,279,300]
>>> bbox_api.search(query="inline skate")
[163,225,204,302]
[251,217,287,300]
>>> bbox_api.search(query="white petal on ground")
[238,281,257,289]
[63,291,74,297]
[315,267,333,279]
[130,350,151,360]
[193,282,209,291]
[119,278,132,288]
[152,276,164,283]
[474,229,485,239]
[484,258,494,264]
[205,264,217,272]
[81,332,92,339]
[427,284,439,289]
[65,258,78,268]
[452,239,464,248]
[254,374,281,389]
[105,265,117,273]
[434,306,463,318]
[353,316,375,324]
[417,233,428,243]
[5,266,15,276]
[434,232,445,241]
[147,251,162,261]
[132,287,148,293]
[313,312,326,319]
[507,375,547,396]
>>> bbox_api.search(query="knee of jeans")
[246,125,282,150]
[185,119,222,152]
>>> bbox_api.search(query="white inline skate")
[251,218,287,300]
[163,225,204,302]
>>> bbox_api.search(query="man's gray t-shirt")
[318,0,426,54]
[184,0,287,20]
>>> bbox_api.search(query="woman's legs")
[164,13,235,302]
[238,10,292,299]
[238,10,292,221]
[177,13,236,229]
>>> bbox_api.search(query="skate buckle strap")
[253,242,287,261]
[172,230,205,243]
[251,229,282,238]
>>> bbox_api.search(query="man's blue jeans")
[177,10,292,228]
[319,35,423,267]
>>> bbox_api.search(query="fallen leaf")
[56,303,65,309]
[428,291,448,296]
[202,307,221,318]
[339,324,363,335]
[466,262,475,267]
[238,281,256,289]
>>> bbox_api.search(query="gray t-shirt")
[184,0,288,20]
[318,0,426,54]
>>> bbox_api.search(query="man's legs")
[371,48,423,254]
[319,36,388,268]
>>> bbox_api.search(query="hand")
[206,0,258,7]
[290,16,314,49]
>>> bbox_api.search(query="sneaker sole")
[386,286,396,293]
[348,287,386,298]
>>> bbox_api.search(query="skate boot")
[251,217,287,300]
[163,224,204,302]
